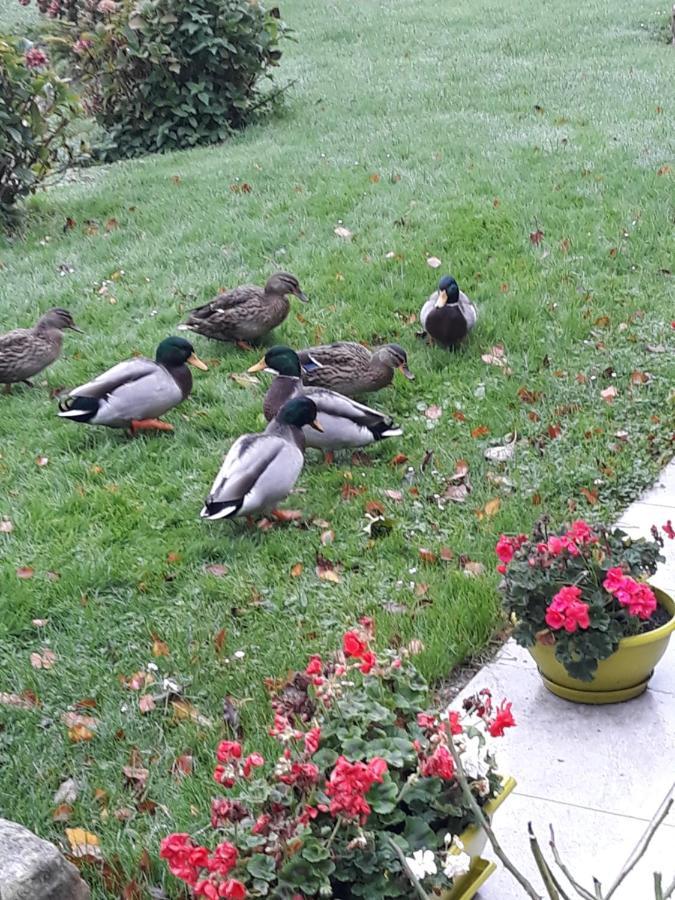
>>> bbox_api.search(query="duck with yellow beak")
[419,275,478,350]
[57,336,207,434]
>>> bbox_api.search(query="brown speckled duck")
[0,308,82,392]
[178,272,308,346]
[296,341,414,397]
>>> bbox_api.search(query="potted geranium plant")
[160,620,516,899]
[496,518,675,703]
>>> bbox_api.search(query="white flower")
[406,848,438,880]
[443,842,471,881]
[460,734,490,778]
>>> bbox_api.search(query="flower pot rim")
[457,774,517,844]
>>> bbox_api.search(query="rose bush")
[161,620,515,898]
[0,35,78,227]
[497,518,669,681]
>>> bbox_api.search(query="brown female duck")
[296,341,414,397]
[0,307,82,392]
[178,272,307,346]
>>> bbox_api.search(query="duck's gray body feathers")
[201,421,305,519]
[297,342,406,396]
[263,375,402,451]
[58,357,190,427]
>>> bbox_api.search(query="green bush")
[0,36,78,228]
[72,0,287,160]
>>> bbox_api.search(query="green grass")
[0,0,673,894]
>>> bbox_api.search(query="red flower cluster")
[277,760,320,789]
[325,756,388,823]
[342,629,377,674]
[545,585,591,632]
[213,742,265,788]
[420,745,455,780]
[603,567,657,620]
[160,834,245,898]
[495,533,527,573]
[24,47,49,69]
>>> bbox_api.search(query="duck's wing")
[68,357,159,399]
[185,285,262,320]
[419,294,437,330]
[458,292,477,329]
[66,357,183,424]
[202,433,303,518]
[304,387,402,447]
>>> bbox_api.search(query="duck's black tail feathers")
[57,396,99,422]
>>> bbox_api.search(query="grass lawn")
[0,0,673,894]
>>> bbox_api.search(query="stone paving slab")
[453,459,675,898]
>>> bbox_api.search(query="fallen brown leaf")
[152,636,170,658]
[629,370,650,385]
[334,226,353,239]
[426,256,442,268]
[418,548,437,564]
[439,547,454,562]
[54,778,79,805]
[384,489,403,502]
[471,425,490,439]
[138,694,156,714]
[600,386,618,403]
[477,498,501,519]
[171,699,213,727]
[52,804,74,822]
[462,560,486,577]
[290,562,304,577]
[17,566,35,580]
[517,386,541,404]
[444,484,469,503]
[425,404,442,420]
[529,228,544,245]
[122,766,149,790]
[580,487,599,505]
[390,453,408,465]
[0,691,39,710]
[30,648,56,669]
[172,754,194,778]
[365,500,385,516]
[66,828,103,861]
[204,563,229,577]
[62,712,98,730]
[68,724,95,742]
[105,217,119,232]
[316,555,341,584]
[0,517,13,533]
[320,529,335,546]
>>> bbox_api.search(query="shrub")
[160,620,516,898]
[496,518,668,681]
[0,35,78,228]
[68,0,287,159]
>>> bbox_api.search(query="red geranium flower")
[488,700,516,737]
[359,650,377,674]
[545,586,590,632]
[343,630,367,658]
[420,745,455,780]
[304,727,321,755]
[216,741,242,763]
[242,752,264,778]
[305,655,323,675]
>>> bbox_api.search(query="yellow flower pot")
[442,775,516,900]
[529,589,675,704]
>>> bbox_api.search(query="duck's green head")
[277,396,323,431]
[436,275,460,307]
[156,336,208,370]
[248,345,301,377]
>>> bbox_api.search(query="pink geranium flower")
[545,585,591,632]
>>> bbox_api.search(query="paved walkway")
[456,460,675,899]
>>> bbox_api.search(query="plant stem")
[326,817,341,850]
[547,826,596,900]
[445,733,542,899]
[527,823,569,899]
[604,793,673,899]
[383,834,431,900]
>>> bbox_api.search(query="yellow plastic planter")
[529,589,675,704]
[442,775,516,900]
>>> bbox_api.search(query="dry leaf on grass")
[62,712,98,730]
[444,484,469,503]
[54,778,79,805]
[30,648,56,669]
[171,699,213,728]
[0,691,38,709]
[334,226,352,239]
[476,498,501,520]
[316,555,341,584]
[17,567,35,580]
[68,724,95,742]
[290,563,304,577]
[484,434,517,462]
[204,563,229,577]
[151,637,170,658]
[172,754,194,778]
[384,489,403,502]
[65,828,103,861]
[0,518,13,533]
[600,386,618,402]
[426,256,442,268]
[462,560,486,577]
[52,804,74,822]
[418,548,437,564]
[139,694,156,714]
[122,766,149,790]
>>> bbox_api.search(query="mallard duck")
[248,346,402,461]
[296,341,414,397]
[178,272,308,346]
[57,336,207,434]
[200,396,322,521]
[0,308,82,392]
[419,275,477,350]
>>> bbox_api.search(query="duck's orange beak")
[187,353,208,371]
[310,418,324,432]
[247,357,267,373]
